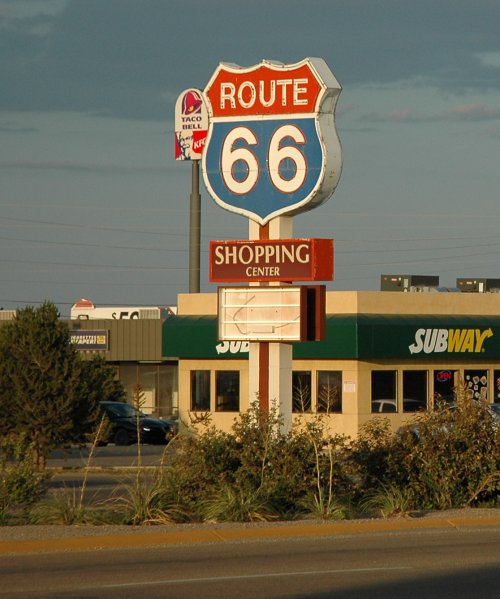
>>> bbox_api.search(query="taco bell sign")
[174,88,209,160]
[202,58,342,224]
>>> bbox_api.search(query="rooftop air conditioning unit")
[456,278,500,293]
[381,274,439,292]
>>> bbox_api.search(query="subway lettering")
[409,328,493,354]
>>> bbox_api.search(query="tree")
[0,301,125,468]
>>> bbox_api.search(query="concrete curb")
[2,515,500,556]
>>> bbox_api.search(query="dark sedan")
[99,401,177,446]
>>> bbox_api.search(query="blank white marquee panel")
[218,286,302,342]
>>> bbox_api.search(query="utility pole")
[189,159,201,293]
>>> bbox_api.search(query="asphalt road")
[46,444,171,502]
[22,445,499,599]
[48,443,170,469]
[1,526,500,598]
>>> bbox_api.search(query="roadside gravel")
[1,508,499,543]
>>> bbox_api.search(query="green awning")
[162,315,221,359]
[163,314,500,360]
[354,314,500,359]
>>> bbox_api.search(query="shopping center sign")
[209,238,333,282]
[202,58,342,225]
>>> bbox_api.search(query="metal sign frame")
[218,286,302,342]
[202,58,342,225]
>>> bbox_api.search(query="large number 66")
[221,125,307,195]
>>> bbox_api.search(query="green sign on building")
[163,314,500,361]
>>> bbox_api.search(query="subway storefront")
[164,292,500,438]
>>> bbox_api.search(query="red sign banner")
[209,238,333,283]
[205,62,324,118]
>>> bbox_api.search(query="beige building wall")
[175,290,500,438]
[326,289,500,316]
[68,318,163,361]
[179,289,500,318]
[178,358,249,432]
[68,319,177,417]
[290,358,360,438]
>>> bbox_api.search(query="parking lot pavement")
[47,444,170,469]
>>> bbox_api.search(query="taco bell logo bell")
[174,88,208,161]
[182,90,203,115]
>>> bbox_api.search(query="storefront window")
[112,363,177,417]
[494,371,500,402]
[371,370,397,413]
[138,364,157,414]
[292,371,311,412]
[191,370,210,411]
[119,363,138,404]
[402,370,428,412]
[433,369,457,405]
[317,371,342,413]
[464,369,488,401]
[215,371,239,412]
[159,363,178,418]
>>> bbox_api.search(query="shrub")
[0,302,125,469]
[110,473,191,525]
[0,434,48,524]
[200,485,280,523]
[162,403,352,522]
[346,418,396,504]
[359,483,413,518]
[29,488,99,525]
[349,390,500,511]
[230,402,307,515]
[392,394,500,509]
[7,390,498,527]
[161,424,240,519]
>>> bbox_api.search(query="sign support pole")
[189,159,201,293]
[257,222,269,412]
[174,88,208,294]
[248,217,293,432]
[202,58,341,434]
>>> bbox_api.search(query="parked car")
[372,399,425,413]
[398,401,499,441]
[489,403,500,417]
[99,401,178,446]
[488,403,500,425]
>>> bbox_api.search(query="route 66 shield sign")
[202,58,342,225]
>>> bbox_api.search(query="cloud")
[361,102,500,124]
[1,0,500,120]
[1,0,66,38]
[441,103,500,121]
[360,109,426,124]
[484,125,500,138]
[0,159,170,173]
[336,102,357,116]
[0,123,38,132]
[477,51,500,68]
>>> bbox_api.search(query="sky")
[1,0,500,317]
